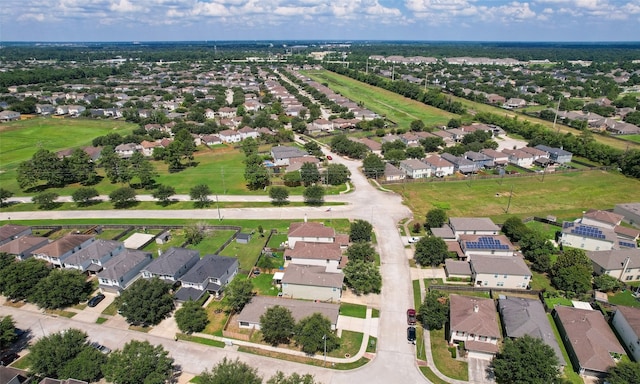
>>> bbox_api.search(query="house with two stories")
[237,296,340,330]
[449,294,501,360]
[98,249,153,293]
[611,305,640,362]
[534,145,573,164]
[284,242,344,273]
[459,235,515,259]
[448,218,500,239]
[287,221,336,248]
[440,153,477,174]
[501,149,534,167]
[399,159,431,179]
[218,129,242,143]
[553,305,625,378]
[271,146,309,166]
[141,247,200,282]
[62,239,124,274]
[0,225,32,246]
[560,222,618,251]
[470,255,531,289]
[175,254,239,301]
[588,248,640,283]
[281,264,343,302]
[480,148,509,166]
[31,235,95,267]
[0,236,49,261]
[423,155,455,177]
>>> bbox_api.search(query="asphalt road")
[1,150,429,383]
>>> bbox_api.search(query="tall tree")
[129,151,156,188]
[175,300,208,334]
[0,258,50,301]
[345,242,376,263]
[190,184,212,208]
[350,219,373,242]
[552,248,593,294]
[425,208,448,230]
[117,278,174,325]
[325,163,351,185]
[260,305,296,346]
[109,186,137,208]
[303,185,325,206]
[606,360,640,384]
[269,186,290,206]
[58,347,107,383]
[198,357,262,384]
[266,372,319,384]
[245,163,270,190]
[152,184,176,206]
[32,191,59,210]
[224,278,253,312]
[72,187,100,206]
[103,340,173,384]
[300,162,321,186]
[31,269,91,309]
[0,188,13,207]
[418,290,449,330]
[343,260,382,295]
[29,328,90,378]
[0,316,17,350]
[414,236,449,266]
[65,148,98,185]
[241,137,259,156]
[362,153,385,178]
[491,335,560,384]
[294,313,338,355]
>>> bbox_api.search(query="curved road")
[1,152,429,383]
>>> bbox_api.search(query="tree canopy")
[418,290,449,330]
[225,278,254,312]
[349,219,373,242]
[343,260,382,295]
[102,340,173,384]
[303,185,325,206]
[362,153,385,178]
[0,258,50,301]
[345,242,376,263]
[175,300,208,334]
[425,208,448,230]
[294,313,339,355]
[198,357,262,384]
[31,269,92,309]
[414,236,449,266]
[190,184,212,208]
[109,187,137,208]
[606,360,640,384]
[0,316,17,350]
[260,305,296,346]
[491,335,560,384]
[269,186,290,206]
[117,278,174,325]
[552,249,593,294]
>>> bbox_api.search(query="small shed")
[272,271,284,285]
[236,233,252,244]
[156,230,171,244]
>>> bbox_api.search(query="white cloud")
[109,0,144,12]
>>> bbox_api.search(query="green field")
[619,134,640,144]
[0,118,137,193]
[301,70,456,129]
[387,170,640,222]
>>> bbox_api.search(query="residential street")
[1,151,439,383]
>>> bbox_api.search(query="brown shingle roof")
[554,305,625,373]
[615,306,640,336]
[584,209,624,226]
[281,264,343,288]
[449,294,500,338]
[0,224,30,242]
[288,222,335,239]
[31,235,94,258]
[0,236,49,255]
[284,242,342,261]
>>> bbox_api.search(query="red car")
[407,308,417,325]
[326,155,332,160]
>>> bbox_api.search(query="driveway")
[468,357,495,384]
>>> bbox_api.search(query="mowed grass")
[301,70,456,129]
[387,170,640,223]
[620,134,640,144]
[0,118,137,193]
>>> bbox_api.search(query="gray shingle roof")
[64,239,122,265]
[588,248,640,270]
[449,294,501,338]
[470,255,531,276]
[282,264,343,288]
[98,249,152,280]
[449,217,500,232]
[143,247,199,275]
[179,254,238,285]
[498,297,566,366]
[237,296,339,326]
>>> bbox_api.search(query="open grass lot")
[430,328,469,381]
[301,70,456,129]
[608,289,640,308]
[0,118,136,193]
[387,170,640,223]
[525,220,561,240]
[339,303,367,318]
[619,134,640,144]
[250,273,280,296]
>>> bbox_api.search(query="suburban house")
[399,159,431,179]
[62,239,124,274]
[31,235,95,267]
[560,221,618,251]
[448,217,500,239]
[498,296,566,366]
[519,146,549,161]
[440,153,477,174]
[0,236,49,260]
[36,104,56,115]
[287,221,336,248]
[534,145,573,164]
[284,242,344,273]
[202,134,222,146]
[611,305,640,362]
[459,235,515,258]
[140,140,162,157]
[217,107,237,118]
[0,110,21,121]
[553,305,625,378]
[311,118,334,132]
[238,126,259,140]
[281,264,343,302]
[141,247,200,282]
[0,224,32,245]
[423,155,455,177]
[588,248,640,282]
[0,366,29,384]
[175,254,239,301]
[449,294,501,360]
[98,249,153,293]
[582,209,623,230]
[464,151,494,169]
[114,143,140,158]
[444,259,472,280]
[237,296,340,330]
[271,146,309,166]
[383,163,406,181]
[505,98,527,108]
[286,156,320,173]
[480,148,509,166]
[501,148,534,167]
[470,255,531,289]
[218,129,242,143]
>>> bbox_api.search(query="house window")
[636,275,640,280]
[497,282,504,287]
[483,281,488,286]
[524,275,530,280]
[479,336,488,342]
[240,321,249,327]
[503,275,508,278]
[494,274,498,278]
[456,331,465,336]
[626,276,633,281]
[626,268,632,273]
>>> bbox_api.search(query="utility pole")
[505,185,514,214]
[323,334,327,367]
[553,96,562,134]
[215,194,222,221]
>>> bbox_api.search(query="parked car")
[407,326,416,343]
[90,341,111,354]
[0,352,19,366]
[408,237,419,244]
[87,293,105,307]
[407,309,417,325]
[326,155,332,160]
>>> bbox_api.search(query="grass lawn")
[413,280,422,309]
[525,220,561,240]
[220,232,269,271]
[177,333,226,348]
[544,297,573,311]
[608,290,640,308]
[235,345,369,369]
[328,330,363,358]
[0,118,137,194]
[530,271,556,292]
[619,134,640,144]
[188,230,237,255]
[96,317,108,324]
[430,328,469,381]
[302,70,456,129]
[547,314,584,384]
[419,367,450,384]
[251,273,280,296]
[371,308,380,318]
[203,299,230,336]
[387,170,640,223]
[339,303,367,318]
[366,336,377,353]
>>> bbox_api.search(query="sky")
[1,0,639,42]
